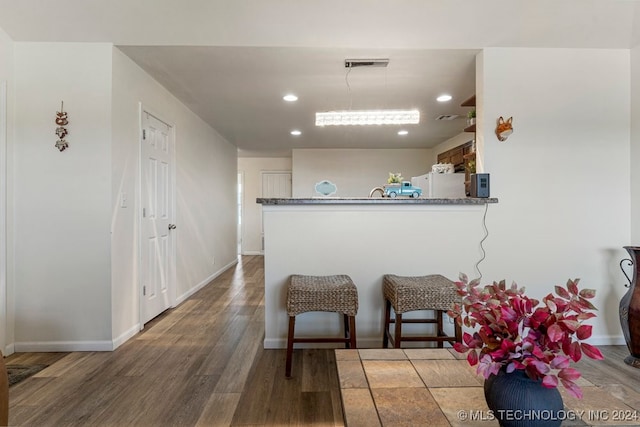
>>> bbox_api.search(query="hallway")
[6,256,344,426]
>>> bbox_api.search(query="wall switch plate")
[120,192,127,208]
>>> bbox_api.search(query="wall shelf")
[461,95,476,107]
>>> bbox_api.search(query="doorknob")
[168,224,176,230]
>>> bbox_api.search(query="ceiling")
[1,1,639,156]
[117,46,477,154]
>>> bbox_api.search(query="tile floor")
[335,348,640,427]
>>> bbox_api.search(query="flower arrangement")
[387,172,403,184]
[447,274,604,399]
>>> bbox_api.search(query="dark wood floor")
[6,256,343,426]
[5,255,640,426]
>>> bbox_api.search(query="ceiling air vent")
[436,114,459,121]
[344,58,389,68]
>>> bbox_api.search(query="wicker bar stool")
[382,274,462,348]
[286,274,358,377]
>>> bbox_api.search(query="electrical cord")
[474,202,489,281]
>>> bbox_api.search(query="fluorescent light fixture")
[315,110,420,126]
[283,94,298,102]
[397,130,409,136]
[290,130,302,136]
[437,94,452,102]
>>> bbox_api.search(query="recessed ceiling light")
[283,94,298,102]
[290,130,302,136]
[437,94,452,102]
[397,130,409,136]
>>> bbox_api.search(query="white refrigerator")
[411,172,465,198]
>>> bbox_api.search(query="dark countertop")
[257,197,498,205]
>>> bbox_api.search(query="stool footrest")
[293,337,352,344]
[388,318,438,324]
[382,276,463,349]
[399,335,457,342]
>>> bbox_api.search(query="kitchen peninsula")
[257,197,498,349]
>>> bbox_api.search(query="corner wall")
[13,43,113,350]
[0,26,14,354]
[478,48,631,344]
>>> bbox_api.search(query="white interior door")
[140,110,175,325]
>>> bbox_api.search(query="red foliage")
[447,275,604,399]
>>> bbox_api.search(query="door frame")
[237,171,244,255]
[137,103,177,329]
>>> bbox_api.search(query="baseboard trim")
[3,343,14,356]
[264,337,383,349]
[175,258,239,305]
[241,251,263,256]
[588,335,625,346]
[11,260,241,354]
[112,323,141,350]
[14,340,114,352]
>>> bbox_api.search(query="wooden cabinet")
[437,142,472,173]
[435,94,477,195]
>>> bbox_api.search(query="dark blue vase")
[484,369,563,427]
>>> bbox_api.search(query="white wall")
[631,44,640,243]
[0,26,14,353]
[14,43,113,349]
[262,203,490,348]
[237,156,292,254]
[478,48,631,344]
[111,48,238,344]
[292,149,432,197]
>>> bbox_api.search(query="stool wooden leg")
[343,314,350,348]
[285,316,296,378]
[349,315,357,349]
[383,299,391,348]
[437,310,444,348]
[394,312,402,348]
